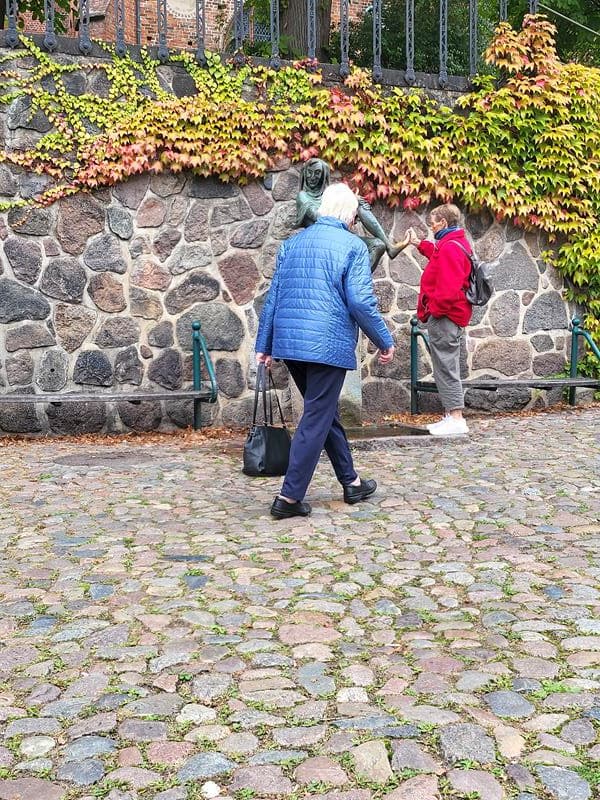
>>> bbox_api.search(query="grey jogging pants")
[426,316,465,411]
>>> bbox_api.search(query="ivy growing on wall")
[0,15,598,371]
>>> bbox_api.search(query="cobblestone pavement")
[0,407,599,800]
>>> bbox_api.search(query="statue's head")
[300,158,330,196]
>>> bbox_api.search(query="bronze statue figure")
[296,158,409,272]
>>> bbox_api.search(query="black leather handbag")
[242,364,292,477]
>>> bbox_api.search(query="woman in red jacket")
[408,204,472,436]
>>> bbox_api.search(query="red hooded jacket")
[416,228,473,327]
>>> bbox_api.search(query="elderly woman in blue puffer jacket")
[255,182,395,519]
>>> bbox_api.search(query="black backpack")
[451,241,494,307]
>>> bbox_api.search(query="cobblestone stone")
[0,407,597,800]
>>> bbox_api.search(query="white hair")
[318,183,359,226]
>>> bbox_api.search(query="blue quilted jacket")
[255,217,393,370]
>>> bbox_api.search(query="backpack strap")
[447,241,474,299]
[447,240,473,261]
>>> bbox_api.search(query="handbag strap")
[252,363,269,425]
[267,369,287,428]
[252,364,288,427]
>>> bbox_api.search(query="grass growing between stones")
[530,680,583,700]
[576,760,600,789]
[234,790,257,800]
[90,779,131,798]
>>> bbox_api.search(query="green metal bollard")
[191,320,219,430]
[192,320,203,431]
[410,317,420,414]
[568,317,581,406]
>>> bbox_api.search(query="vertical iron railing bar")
[114,0,126,56]
[529,0,539,12]
[79,0,92,54]
[439,0,448,87]
[43,0,57,51]
[340,0,350,77]
[157,0,169,61]
[270,0,280,68]
[372,0,382,81]
[135,0,142,45]
[233,0,245,65]
[405,0,415,84]
[307,0,316,60]
[469,0,478,77]
[499,0,508,21]
[6,0,19,48]
[196,0,206,64]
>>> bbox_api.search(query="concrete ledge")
[350,433,470,450]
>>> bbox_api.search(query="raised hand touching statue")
[295,158,410,272]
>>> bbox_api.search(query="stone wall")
[0,161,578,435]
[0,48,579,435]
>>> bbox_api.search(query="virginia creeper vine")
[0,16,598,373]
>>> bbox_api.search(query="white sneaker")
[427,415,449,433]
[428,416,469,437]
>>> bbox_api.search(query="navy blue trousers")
[281,360,358,501]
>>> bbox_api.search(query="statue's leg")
[358,205,408,260]
[361,236,386,273]
[387,239,408,260]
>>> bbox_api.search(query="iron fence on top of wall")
[2,0,542,87]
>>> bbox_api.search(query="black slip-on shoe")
[343,478,377,505]
[270,497,312,519]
